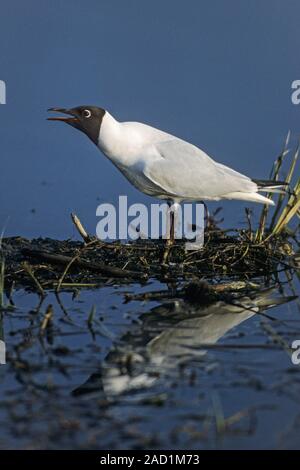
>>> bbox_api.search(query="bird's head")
[47,105,106,144]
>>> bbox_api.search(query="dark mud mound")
[1,227,296,294]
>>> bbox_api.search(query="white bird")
[48,106,285,244]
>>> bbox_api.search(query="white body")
[97,112,274,205]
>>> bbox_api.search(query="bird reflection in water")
[72,287,294,399]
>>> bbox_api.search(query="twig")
[40,304,53,333]
[269,141,299,231]
[56,251,81,293]
[256,131,291,242]
[22,262,45,297]
[21,248,147,280]
[71,213,92,243]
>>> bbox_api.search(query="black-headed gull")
[48,106,285,244]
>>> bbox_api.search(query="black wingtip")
[253,179,289,188]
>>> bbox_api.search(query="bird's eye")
[83,109,92,118]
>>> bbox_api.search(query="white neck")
[97,110,169,169]
[97,112,123,161]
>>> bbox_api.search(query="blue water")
[1,281,300,449]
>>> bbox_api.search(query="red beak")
[47,107,79,123]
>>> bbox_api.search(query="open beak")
[47,107,79,124]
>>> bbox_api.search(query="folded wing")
[143,139,257,201]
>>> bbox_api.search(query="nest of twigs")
[0,224,297,295]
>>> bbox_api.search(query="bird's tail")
[253,179,289,194]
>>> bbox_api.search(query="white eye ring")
[83,109,92,118]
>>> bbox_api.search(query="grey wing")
[143,139,257,200]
